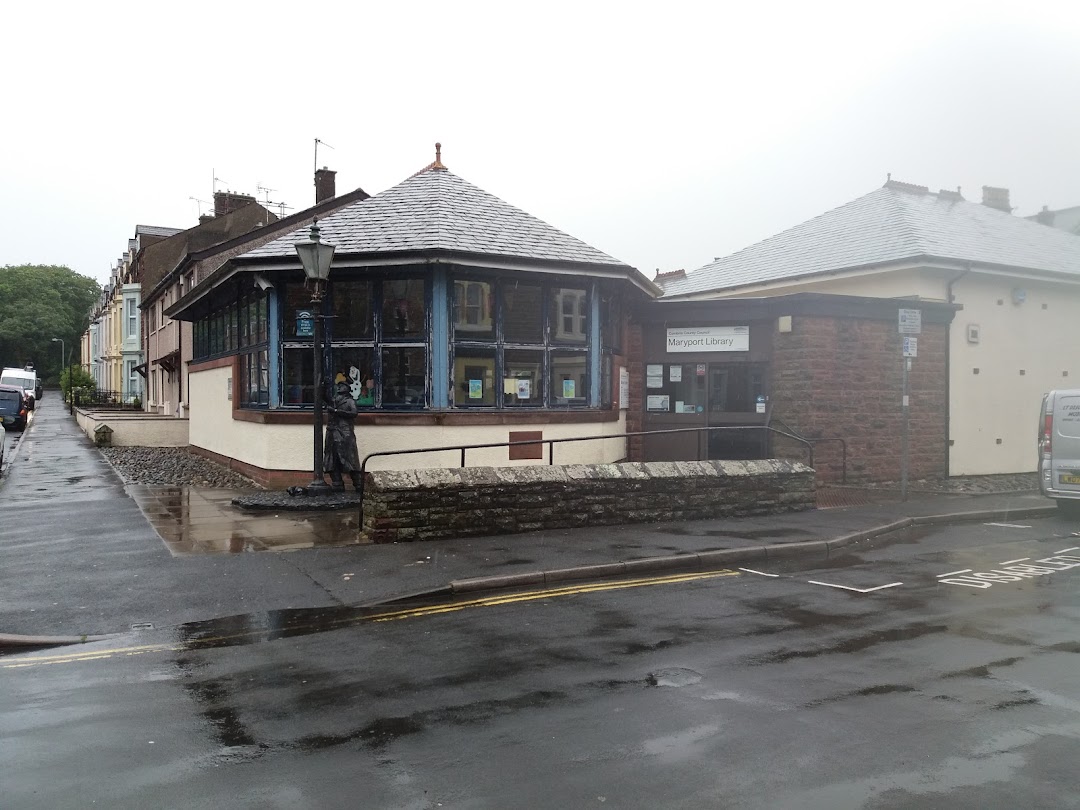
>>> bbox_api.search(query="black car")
[0,383,29,431]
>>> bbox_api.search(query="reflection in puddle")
[127,485,365,555]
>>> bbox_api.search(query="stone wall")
[361,459,815,543]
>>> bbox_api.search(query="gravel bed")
[101,447,261,489]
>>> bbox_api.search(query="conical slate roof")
[660,183,1080,297]
[242,164,628,268]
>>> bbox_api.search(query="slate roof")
[241,166,629,269]
[660,182,1080,298]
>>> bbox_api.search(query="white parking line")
[738,568,779,578]
[1057,546,1079,554]
[937,569,972,578]
[807,580,904,594]
[999,558,1030,565]
[984,523,1032,529]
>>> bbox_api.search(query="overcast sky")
[2,1,1078,286]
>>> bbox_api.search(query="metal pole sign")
[901,355,911,501]
[898,308,922,334]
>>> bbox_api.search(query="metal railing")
[356,424,830,514]
[72,389,142,410]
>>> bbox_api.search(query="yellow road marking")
[2,569,739,670]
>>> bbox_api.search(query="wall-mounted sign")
[619,367,629,410]
[296,309,315,337]
[666,326,749,353]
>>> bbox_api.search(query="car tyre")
[1055,499,1080,518]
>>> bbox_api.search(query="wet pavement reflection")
[126,485,365,555]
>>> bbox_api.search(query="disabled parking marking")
[937,569,972,578]
[999,558,1030,565]
[806,580,904,594]
[938,554,1080,589]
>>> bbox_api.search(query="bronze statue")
[324,380,362,491]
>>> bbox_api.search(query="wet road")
[3,516,1079,808]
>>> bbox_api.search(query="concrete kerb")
[0,632,115,649]
[444,504,1059,598]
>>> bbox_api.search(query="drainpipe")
[944,264,971,479]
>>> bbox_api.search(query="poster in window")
[469,379,483,399]
[646,375,663,389]
[646,364,663,377]
[669,365,682,382]
[646,395,670,411]
[516,379,531,399]
[562,379,576,398]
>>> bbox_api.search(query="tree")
[0,265,100,383]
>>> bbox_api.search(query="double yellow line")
[2,569,739,671]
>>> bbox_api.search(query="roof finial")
[432,142,446,170]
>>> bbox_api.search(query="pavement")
[0,394,1055,645]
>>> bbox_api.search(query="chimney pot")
[1035,205,1056,226]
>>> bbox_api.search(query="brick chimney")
[981,186,1012,213]
[1035,206,1056,226]
[214,190,257,217]
[315,166,337,204]
[199,213,214,225]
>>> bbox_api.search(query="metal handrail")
[768,415,848,484]
[356,424,819,515]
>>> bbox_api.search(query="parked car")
[0,383,29,431]
[0,368,38,410]
[1038,389,1080,515]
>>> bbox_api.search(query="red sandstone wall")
[770,316,947,483]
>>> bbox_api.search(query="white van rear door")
[1053,393,1080,492]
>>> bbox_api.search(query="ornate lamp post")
[294,220,336,494]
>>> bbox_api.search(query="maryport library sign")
[666,326,749,353]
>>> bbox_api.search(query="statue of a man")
[324,380,362,491]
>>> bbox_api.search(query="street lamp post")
[50,338,68,408]
[294,220,336,495]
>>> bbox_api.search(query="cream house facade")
[659,181,1080,476]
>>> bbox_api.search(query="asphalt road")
[2,516,1079,809]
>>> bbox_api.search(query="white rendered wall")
[947,275,1078,475]
[189,365,628,473]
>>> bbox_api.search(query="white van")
[0,367,37,410]
[1039,389,1080,515]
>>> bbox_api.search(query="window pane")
[331,280,374,340]
[452,279,494,340]
[282,348,314,405]
[503,348,543,408]
[382,278,426,339]
[502,282,543,344]
[453,346,496,406]
[256,294,268,343]
[282,283,314,339]
[381,347,426,406]
[329,347,376,406]
[550,287,587,343]
[258,350,269,406]
[550,351,587,406]
[601,355,613,408]
[601,292,622,351]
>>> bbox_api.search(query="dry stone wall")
[361,459,815,543]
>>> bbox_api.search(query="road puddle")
[126,485,365,554]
